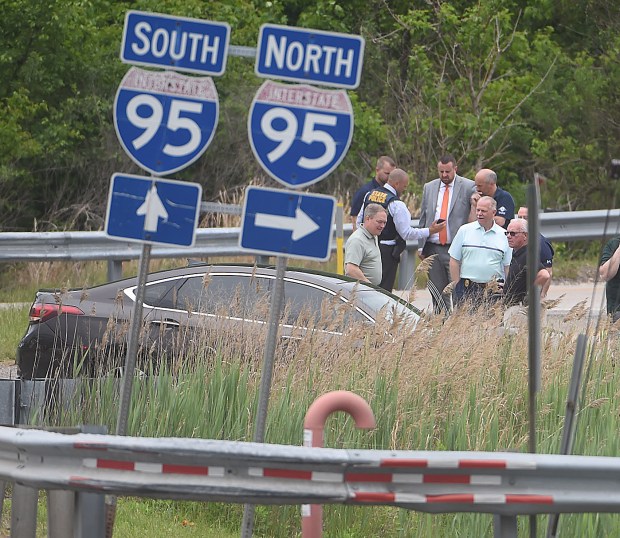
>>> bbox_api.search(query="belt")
[460,278,486,289]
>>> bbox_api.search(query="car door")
[141,272,274,360]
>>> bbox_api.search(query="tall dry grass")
[19,265,620,536]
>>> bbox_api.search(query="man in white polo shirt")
[449,196,512,306]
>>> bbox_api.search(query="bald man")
[357,168,444,292]
[468,168,515,229]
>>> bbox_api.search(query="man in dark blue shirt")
[349,156,395,229]
[469,168,515,229]
[516,206,554,297]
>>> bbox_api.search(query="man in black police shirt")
[349,155,395,229]
[503,218,550,305]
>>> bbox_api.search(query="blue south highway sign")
[114,67,219,176]
[121,10,230,76]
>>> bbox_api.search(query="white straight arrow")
[136,184,169,232]
[255,207,320,241]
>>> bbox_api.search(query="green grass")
[0,305,29,364]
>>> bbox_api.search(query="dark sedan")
[16,263,420,379]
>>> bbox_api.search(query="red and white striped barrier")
[1,426,619,516]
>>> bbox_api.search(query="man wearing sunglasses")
[503,218,551,306]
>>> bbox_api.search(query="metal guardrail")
[0,425,107,538]
[2,426,620,532]
[1,209,619,287]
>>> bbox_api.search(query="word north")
[256,24,364,89]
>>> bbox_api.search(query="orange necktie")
[439,185,449,245]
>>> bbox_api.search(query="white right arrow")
[255,207,320,241]
[136,184,169,232]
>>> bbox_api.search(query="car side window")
[282,281,366,328]
[175,274,271,319]
[143,279,184,309]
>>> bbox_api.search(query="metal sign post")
[526,182,542,538]
[240,256,287,538]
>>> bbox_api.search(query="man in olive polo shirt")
[345,203,387,285]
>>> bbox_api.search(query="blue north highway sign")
[255,24,364,89]
[121,10,230,76]
[105,173,202,247]
[240,186,336,261]
[114,67,219,176]
[248,80,353,189]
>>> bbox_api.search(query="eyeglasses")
[505,231,526,236]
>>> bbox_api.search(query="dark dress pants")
[379,242,399,292]
[422,242,452,313]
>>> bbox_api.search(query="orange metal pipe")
[301,390,376,538]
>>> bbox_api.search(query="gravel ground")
[0,361,18,379]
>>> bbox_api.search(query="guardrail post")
[302,390,376,538]
[397,244,416,291]
[0,481,5,526]
[107,259,124,281]
[11,484,38,538]
[0,380,17,425]
[75,492,106,538]
[493,514,518,538]
[18,380,45,425]
[48,490,75,538]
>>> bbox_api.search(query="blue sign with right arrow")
[240,186,336,261]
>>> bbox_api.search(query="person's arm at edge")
[345,263,370,283]
[535,268,550,288]
[449,257,461,284]
[600,244,620,281]
[541,267,552,298]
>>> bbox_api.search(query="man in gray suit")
[418,154,476,313]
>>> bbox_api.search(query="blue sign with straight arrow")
[105,173,202,247]
[240,186,336,261]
